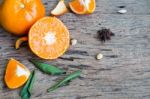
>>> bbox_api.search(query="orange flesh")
[15,36,28,49]
[5,58,30,89]
[29,17,70,59]
[85,0,95,13]
[69,0,86,14]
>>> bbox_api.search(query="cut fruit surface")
[51,0,68,16]
[69,0,95,14]
[5,58,30,89]
[29,17,70,59]
[69,0,86,14]
[84,0,95,13]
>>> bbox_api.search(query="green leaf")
[29,59,66,75]
[28,70,36,94]
[47,70,81,92]
[20,70,36,99]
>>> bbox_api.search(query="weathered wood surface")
[0,0,150,99]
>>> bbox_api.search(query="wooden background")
[0,0,150,99]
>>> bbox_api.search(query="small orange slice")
[15,37,28,49]
[51,0,68,16]
[69,0,95,14]
[5,58,30,89]
[29,17,70,59]
[69,0,86,14]
[84,0,96,13]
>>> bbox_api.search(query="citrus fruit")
[0,0,45,36]
[69,0,95,14]
[5,58,30,89]
[51,0,68,16]
[69,0,86,14]
[29,17,70,59]
[84,0,96,13]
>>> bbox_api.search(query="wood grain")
[0,0,150,99]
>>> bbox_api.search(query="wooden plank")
[0,0,150,99]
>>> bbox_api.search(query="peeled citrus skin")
[0,0,45,36]
[29,17,70,59]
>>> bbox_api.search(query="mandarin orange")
[28,17,70,59]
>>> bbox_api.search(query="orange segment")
[84,0,95,13]
[5,58,30,89]
[69,0,95,14]
[15,36,28,49]
[29,17,70,59]
[69,0,86,14]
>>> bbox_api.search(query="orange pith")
[69,0,95,14]
[69,0,86,14]
[29,17,70,59]
[5,58,30,89]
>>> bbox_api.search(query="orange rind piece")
[51,0,68,16]
[5,58,30,89]
[15,37,28,49]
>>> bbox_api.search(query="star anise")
[97,28,115,42]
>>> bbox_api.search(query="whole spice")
[20,70,36,99]
[97,28,115,42]
[29,59,66,75]
[47,70,81,92]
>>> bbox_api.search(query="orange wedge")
[5,58,30,89]
[51,0,68,16]
[15,37,28,49]
[69,0,86,14]
[69,0,95,14]
[29,17,70,59]
[84,0,96,13]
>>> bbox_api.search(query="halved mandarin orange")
[69,0,87,14]
[28,17,70,59]
[69,0,95,14]
[5,58,30,89]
